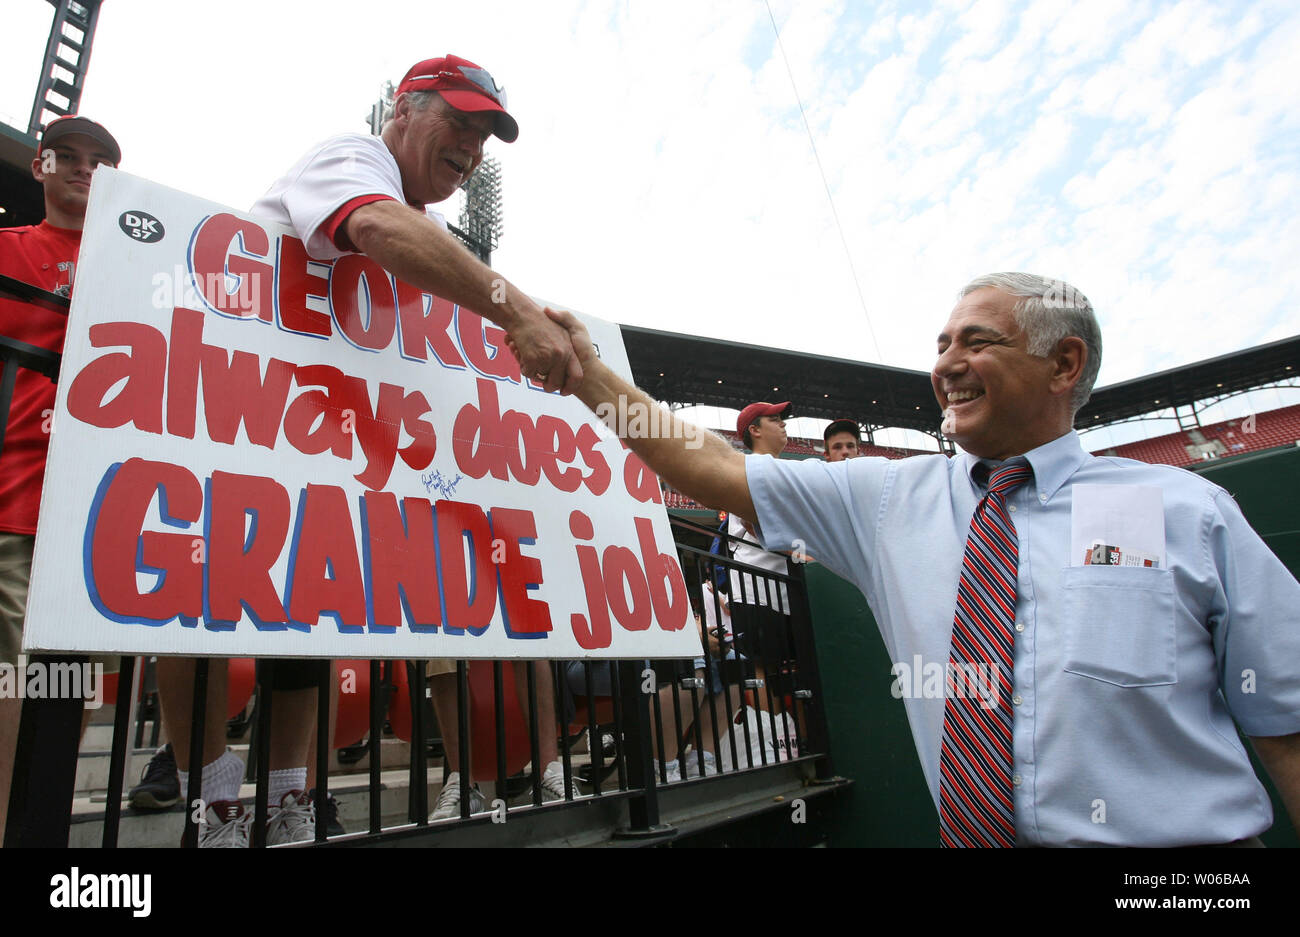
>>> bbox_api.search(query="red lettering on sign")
[436,499,496,635]
[489,507,551,636]
[603,545,651,632]
[331,254,397,351]
[636,516,687,630]
[66,322,165,434]
[363,492,441,629]
[568,510,611,650]
[452,378,509,481]
[394,282,466,368]
[282,364,353,458]
[88,459,202,622]
[189,213,273,321]
[276,235,332,337]
[206,471,291,624]
[575,424,611,495]
[452,379,610,494]
[287,484,367,628]
[622,450,663,504]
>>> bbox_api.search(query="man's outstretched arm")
[344,200,581,394]
[547,307,756,521]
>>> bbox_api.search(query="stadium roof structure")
[1075,333,1300,427]
[620,325,943,435]
[620,324,1300,434]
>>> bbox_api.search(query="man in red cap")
[822,418,861,462]
[150,55,581,844]
[251,54,573,389]
[724,402,795,698]
[0,115,122,843]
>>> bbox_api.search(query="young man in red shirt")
[0,116,122,843]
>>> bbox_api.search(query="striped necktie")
[939,457,1033,848]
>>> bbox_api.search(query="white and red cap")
[736,401,791,439]
[397,54,518,143]
[38,115,121,165]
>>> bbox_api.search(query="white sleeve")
[253,135,406,261]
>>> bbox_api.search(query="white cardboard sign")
[24,169,698,660]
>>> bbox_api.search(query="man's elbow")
[342,202,395,257]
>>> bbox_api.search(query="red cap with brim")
[736,401,791,440]
[397,54,519,143]
[38,115,121,165]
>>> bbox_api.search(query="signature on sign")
[422,469,463,500]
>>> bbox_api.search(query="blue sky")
[2,0,1296,449]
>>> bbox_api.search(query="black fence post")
[613,659,675,840]
[4,655,88,847]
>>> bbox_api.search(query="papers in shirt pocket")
[1070,484,1166,569]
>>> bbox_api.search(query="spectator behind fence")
[545,272,1300,847]
[726,402,795,702]
[0,117,123,846]
[151,53,585,844]
[822,418,861,462]
[563,581,743,780]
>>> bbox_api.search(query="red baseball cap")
[397,54,519,143]
[37,115,121,165]
[736,401,791,440]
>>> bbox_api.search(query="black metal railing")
[2,278,834,847]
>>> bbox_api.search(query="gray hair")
[959,272,1102,414]
[382,90,438,125]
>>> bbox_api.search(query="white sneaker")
[429,772,486,821]
[684,750,717,778]
[540,760,582,802]
[198,800,251,848]
[267,790,315,845]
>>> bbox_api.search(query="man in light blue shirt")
[550,271,1300,846]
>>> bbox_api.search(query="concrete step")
[73,736,422,796]
[69,770,419,848]
[67,757,598,848]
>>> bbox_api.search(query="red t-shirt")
[0,221,82,534]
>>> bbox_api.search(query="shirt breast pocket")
[1061,566,1177,687]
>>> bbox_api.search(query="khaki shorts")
[1,532,118,672]
[424,658,458,677]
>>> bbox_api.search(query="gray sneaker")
[266,790,315,845]
[684,750,717,778]
[429,772,485,821]
[540,761,583,802]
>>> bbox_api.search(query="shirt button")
[1039,493,1047,502]
[1012,774,1023,787]
[1014,623,1025,633]
[1009,505,1018,513]
[1012,695,1022,706]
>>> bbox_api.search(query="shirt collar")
[962,430,1086,502]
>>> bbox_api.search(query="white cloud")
[2,0,1294,417]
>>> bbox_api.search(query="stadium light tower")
[28,0,106,136]
[454,156,504,265]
